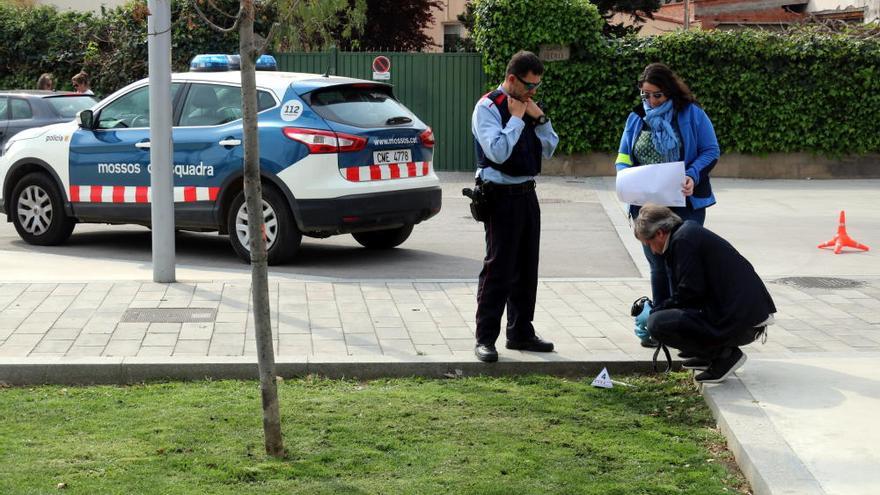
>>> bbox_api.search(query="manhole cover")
[121,308,217,323]
[775,277,865,289]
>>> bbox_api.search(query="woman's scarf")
[642,99,680,163]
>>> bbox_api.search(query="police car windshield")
[308,86,416,128]
[45,95,97,118]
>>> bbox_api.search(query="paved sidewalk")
[2,177,880,495]
[1,277,879,371]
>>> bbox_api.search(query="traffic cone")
[818,210,870,254]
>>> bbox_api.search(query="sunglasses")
[640,91,665,100]
[515,74,542,91]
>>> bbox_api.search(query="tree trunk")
[239,0,284,458]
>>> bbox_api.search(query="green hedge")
[474,0,880,156]
[0,0,255,97]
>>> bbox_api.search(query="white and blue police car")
[0,54,441,264]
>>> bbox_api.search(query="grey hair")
[634,204,683,241]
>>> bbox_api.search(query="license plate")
[373,149,411,165]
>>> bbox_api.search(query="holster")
[462,178,491,222]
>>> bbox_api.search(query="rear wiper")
[385,116,412,125]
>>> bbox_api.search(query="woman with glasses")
[615,63,720,347]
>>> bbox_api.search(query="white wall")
[807,0,880,21]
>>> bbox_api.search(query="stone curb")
[701,377,827,495]
[0,356,676,385]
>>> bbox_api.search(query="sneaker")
[695,348,746,383]
[681,357,711,370]
[640,337,659,348]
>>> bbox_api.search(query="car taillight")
[282,128,366,153]
[419,127,435,148]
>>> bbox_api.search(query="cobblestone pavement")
[2,277,878,362]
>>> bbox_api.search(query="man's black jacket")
[659,220,777,337]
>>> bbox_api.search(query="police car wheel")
[227,188,300,265]
[11,173,75,246]
[351,224,414,249]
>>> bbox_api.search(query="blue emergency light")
[189,54,230,72]
[189,54,277,72]
[256,54,278,71]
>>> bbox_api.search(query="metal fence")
[277,50,487,172]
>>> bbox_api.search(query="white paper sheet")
[615,161,686,207]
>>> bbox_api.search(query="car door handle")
[135,141,151,149]
[219,139,241,147]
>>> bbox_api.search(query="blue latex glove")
[634,299,653,341]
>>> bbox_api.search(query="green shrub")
[473,0,880,156]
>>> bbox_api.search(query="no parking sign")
[372,55,391,80]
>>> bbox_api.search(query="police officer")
[472,50,559,363]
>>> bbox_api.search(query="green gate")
[277,50,487,172]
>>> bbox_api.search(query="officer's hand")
[682,176,694,197]
[525,99,544,119]
[508,97,527,118]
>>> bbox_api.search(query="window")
[0,97,7,120]
[45,95,97,118]
[97,84,181,129]
[443,23,463,53]
[179,84,276,127]
[308,86,416,128]
[10,99,33,120]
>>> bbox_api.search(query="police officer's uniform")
[471,87,558,354]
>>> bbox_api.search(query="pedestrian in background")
[71,71,93,95]
[37,73,55,91]
[634,204,775,383]
[615,63,720,346]
[471,50,559,363]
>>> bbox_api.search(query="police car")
[0,55,441,264]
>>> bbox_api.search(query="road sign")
[372,55,391,80]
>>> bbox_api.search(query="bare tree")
[192,0,283,457]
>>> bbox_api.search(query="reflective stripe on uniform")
[616,153,632,167]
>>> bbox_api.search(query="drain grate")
[775,277,865,289]
[121,308,217,323]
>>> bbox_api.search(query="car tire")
[227,187,301,265]
[11,172,75,246]
[352,224,414,249]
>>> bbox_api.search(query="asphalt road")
[0,172,639,282]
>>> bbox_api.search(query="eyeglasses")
[515,74,542,91]
[640,91,665,100]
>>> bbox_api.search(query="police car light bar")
[256,54,278,71]
[190,54,277,72]
[190,54,230,72]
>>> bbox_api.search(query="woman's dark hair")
[638,63,695,111]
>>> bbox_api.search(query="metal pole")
[147,0,176,282]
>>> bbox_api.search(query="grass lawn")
[0,373,747,494]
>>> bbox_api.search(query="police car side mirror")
[77,109,95,130]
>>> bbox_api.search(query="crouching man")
[634,204,776,383]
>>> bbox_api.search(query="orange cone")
[818,211,870,254]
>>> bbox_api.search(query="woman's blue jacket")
[615,102,720,209]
